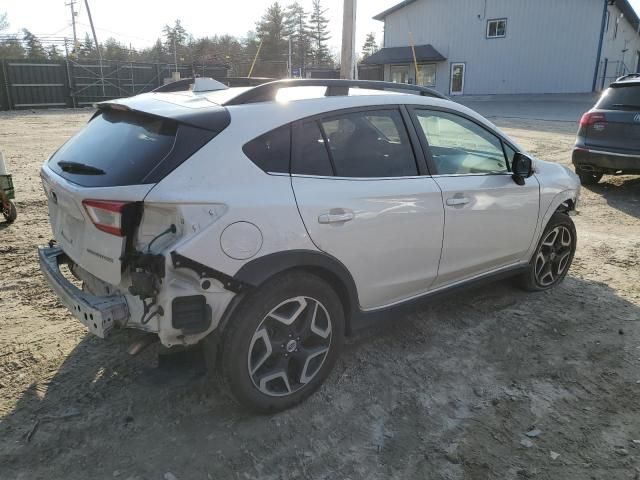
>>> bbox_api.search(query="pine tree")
[163,19,187,48]
[256,2,287,62]
[0,12,8,31]
[22,29,46,59]
[361,32,378,60]
[79,33,95,59]
[284,2,309,75]
[308,0,331,67]
[47,44,62,60]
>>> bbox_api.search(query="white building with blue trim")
[364,0,640,95]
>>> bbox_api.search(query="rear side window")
[243,125,291,173]
[293,120,334,176]
[597,85,640,110]
[321,109,417,178]
[294,109,417,178]
[49,110,178,187]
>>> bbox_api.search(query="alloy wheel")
[247,296,332,397]
[534,226,573,287]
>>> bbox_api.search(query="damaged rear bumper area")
[38,246,129,337]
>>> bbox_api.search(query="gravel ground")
[0,105,639,480]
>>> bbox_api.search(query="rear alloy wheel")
[577,170,603,186]
[248,296,332,397]
[218,273,344,412]
[519,212,576,291]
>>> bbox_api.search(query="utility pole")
[288,37,293,78]
[84,0,105,97]
[65,0,78,55]
[340,0,357,79]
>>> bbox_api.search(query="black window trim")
[291,104,429,179]
[407,105,518,177]
[486,18,507,39]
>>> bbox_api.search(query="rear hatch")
[585,83,640,152]
[41,93,230,285]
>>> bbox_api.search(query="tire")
[2,201,16,223]
[218,272,345,412]
[519,212,576,292]
[577,170,603,186]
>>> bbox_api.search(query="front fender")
[525,189,578,262]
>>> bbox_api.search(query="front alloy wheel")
[248,296,332,397]
[534,226,573,287]
[519,212,576,291]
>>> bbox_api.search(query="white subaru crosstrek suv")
[39,79,580,412]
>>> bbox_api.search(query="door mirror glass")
[511,152,534,184]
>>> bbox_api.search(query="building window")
[390,65,409,84]
[604,10,610,32]
[417,64,437,87]
[486,18,507,38]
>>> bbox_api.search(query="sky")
[3,0,640,55]
[1,0,397,55]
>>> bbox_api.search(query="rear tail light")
[83,200,130,236]
[579,111,606,127]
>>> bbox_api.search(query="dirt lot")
[0,105,639,480]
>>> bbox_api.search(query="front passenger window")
[415,111,508,175]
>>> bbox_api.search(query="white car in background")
[38,79,580,411]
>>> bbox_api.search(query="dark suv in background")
[573,74,640,185]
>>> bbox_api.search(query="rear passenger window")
[243,125,291,173]
[293,120,334,176]
[320,109,418,178]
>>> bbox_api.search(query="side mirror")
[512,153,534,185]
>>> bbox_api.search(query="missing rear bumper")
[38,245,130,337]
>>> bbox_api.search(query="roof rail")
[615,73,640,82]
[222,78,448,105]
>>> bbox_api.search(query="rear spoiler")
[95,94,230,132]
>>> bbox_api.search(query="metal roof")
[374,0,640,31]
[373,0,419,21]
[615,0,640,31]
[361,44,446,65]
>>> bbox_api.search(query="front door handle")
[318,209,355,224]
[446,197,470,206]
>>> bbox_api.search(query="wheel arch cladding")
[233,250,359,335]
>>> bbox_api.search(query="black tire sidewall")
[219,272,345,412]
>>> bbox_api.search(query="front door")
[450,63,465,96]
[291,107,444,310]
[411,108,540,287]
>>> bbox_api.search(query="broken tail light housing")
[82,200,130,236]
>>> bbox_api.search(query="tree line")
[0,3,378,74]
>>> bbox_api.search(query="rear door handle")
[446,197,470,206]
[318,210,355,224]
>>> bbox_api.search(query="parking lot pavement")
[456,93,599,123]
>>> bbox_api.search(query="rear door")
[291,106,444,310]
[410,108,539,287]
[587,84,640,152]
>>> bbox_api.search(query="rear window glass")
[320,109,417,178]
[597,85,640,110]
[243,125,291,173]
[49,110,178,186]
[292,121,334,176]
